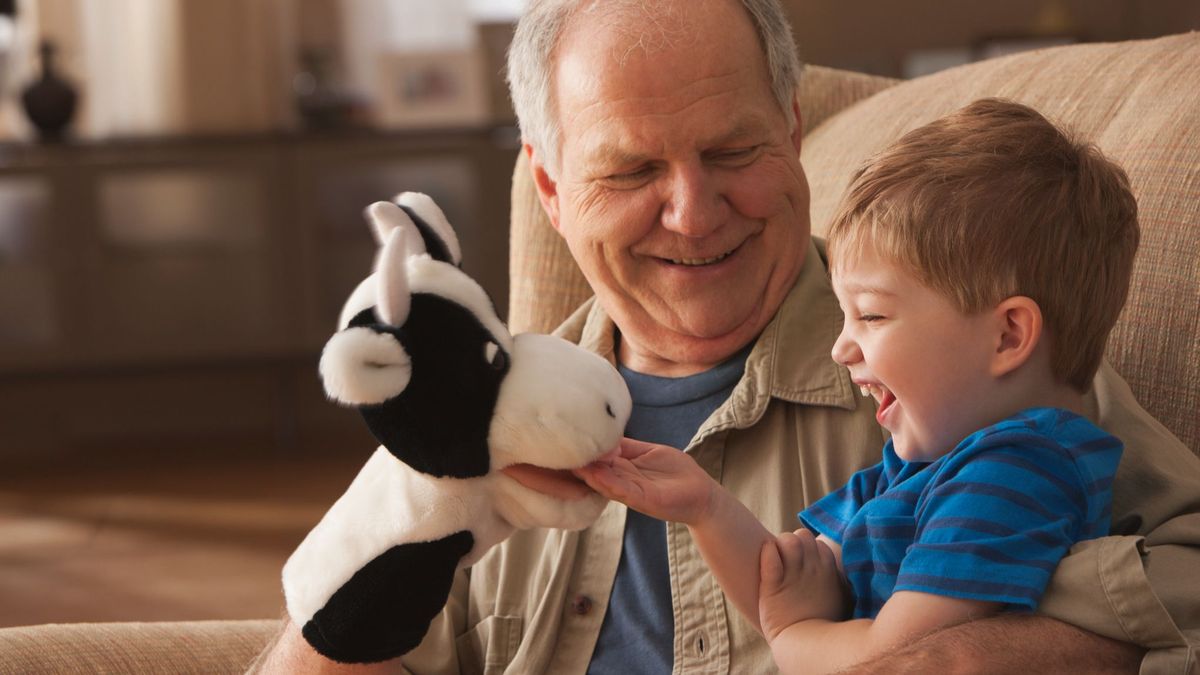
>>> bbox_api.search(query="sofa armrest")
[0,619,280,674]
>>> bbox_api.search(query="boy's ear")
[526,144,562,233]
[990,296,1042,378]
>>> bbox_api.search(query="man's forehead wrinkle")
[583,68,752,120]
[578,0,691,65]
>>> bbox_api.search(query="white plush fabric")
[395,192,462,264]
[489,332,631,470]
[318,327,411,406]
[285,192,632,640]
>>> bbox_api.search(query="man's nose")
[660,165,726,237]
[830,326,861,366]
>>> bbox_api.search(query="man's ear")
[990,296,1042,378]
[790,97,804,156]
[526,144,562,232]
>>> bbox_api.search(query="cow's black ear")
[395,193,462,267]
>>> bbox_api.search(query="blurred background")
[0,0,1196,629]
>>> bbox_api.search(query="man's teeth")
[670,251,732,266]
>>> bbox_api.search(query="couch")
[1,31,1196,675]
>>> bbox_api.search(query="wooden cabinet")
[0,129,517,459]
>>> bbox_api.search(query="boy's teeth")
[859,385,871,397]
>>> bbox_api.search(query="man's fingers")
[573,464,627,500]
[501,464,595,501]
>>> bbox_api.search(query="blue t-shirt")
[586,346,750,675]
[800,407,1122,619]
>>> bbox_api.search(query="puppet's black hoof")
[302,530,474,663]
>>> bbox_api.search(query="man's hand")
[758,529,847,642]
[574,438,718,525]
[249,618,400,674]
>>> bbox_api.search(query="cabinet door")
[82,159,289,362]
[0,178,58,352]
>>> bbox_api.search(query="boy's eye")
[858,314,885,323]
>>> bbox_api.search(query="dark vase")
[21,41,78,142]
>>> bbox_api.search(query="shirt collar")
[568,238,857,430]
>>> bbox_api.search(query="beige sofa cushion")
[506,65,899,335]
[802,32,1200,454]
[0,619,278,674]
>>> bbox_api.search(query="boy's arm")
[576,438,774,630]
[764,590,1001,675]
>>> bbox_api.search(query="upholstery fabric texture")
[0,619,279,674]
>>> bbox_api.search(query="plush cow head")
[318,193,631,494]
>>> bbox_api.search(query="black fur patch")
[360,293,508,478]
[302,530,474,663]
[399,204,456,266]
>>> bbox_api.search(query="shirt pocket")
[454,614,522,675]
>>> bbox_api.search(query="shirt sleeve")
[799,455,889,545]
[1036,362,1200,672]
[894,437,1094,610]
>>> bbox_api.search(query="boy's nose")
[830,328,861,366]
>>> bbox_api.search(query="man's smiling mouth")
[664,246,738,267]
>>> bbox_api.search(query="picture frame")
[374,49,489,129]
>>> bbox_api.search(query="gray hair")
[507,0,803,177]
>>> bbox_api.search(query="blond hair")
[827,98,1139,391]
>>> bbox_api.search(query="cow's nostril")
[605,403,615,419]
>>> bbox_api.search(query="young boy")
[575,98,1138,674]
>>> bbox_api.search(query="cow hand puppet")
[282,193,632,664]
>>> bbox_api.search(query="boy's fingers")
[759,540,784,586]
[792,528,817,563]
[573,464,627,500]
[816,539,836,569]
[775,532,805,572]
[619,437,673,459]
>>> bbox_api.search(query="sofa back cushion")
[803,32,1200,454]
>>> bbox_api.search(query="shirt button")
[571,594,593,615]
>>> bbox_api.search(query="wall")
[783,0,1200,76]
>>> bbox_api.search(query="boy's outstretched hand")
[573,438,718,525]
[759,529,848,641]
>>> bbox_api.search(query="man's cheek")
[729,164,804,220]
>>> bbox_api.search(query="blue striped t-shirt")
[799,407,1123,618]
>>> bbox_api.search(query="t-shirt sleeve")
[799,459,888,545]
[894,437,1098,610]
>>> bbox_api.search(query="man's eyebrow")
[710,119,771,146]
[587,143,651,168]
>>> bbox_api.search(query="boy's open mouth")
[860,383,898,426]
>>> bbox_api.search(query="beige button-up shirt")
[403,242,1200,675]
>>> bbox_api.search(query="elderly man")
[258,0,1199,672]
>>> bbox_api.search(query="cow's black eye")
[484,341,508,371]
